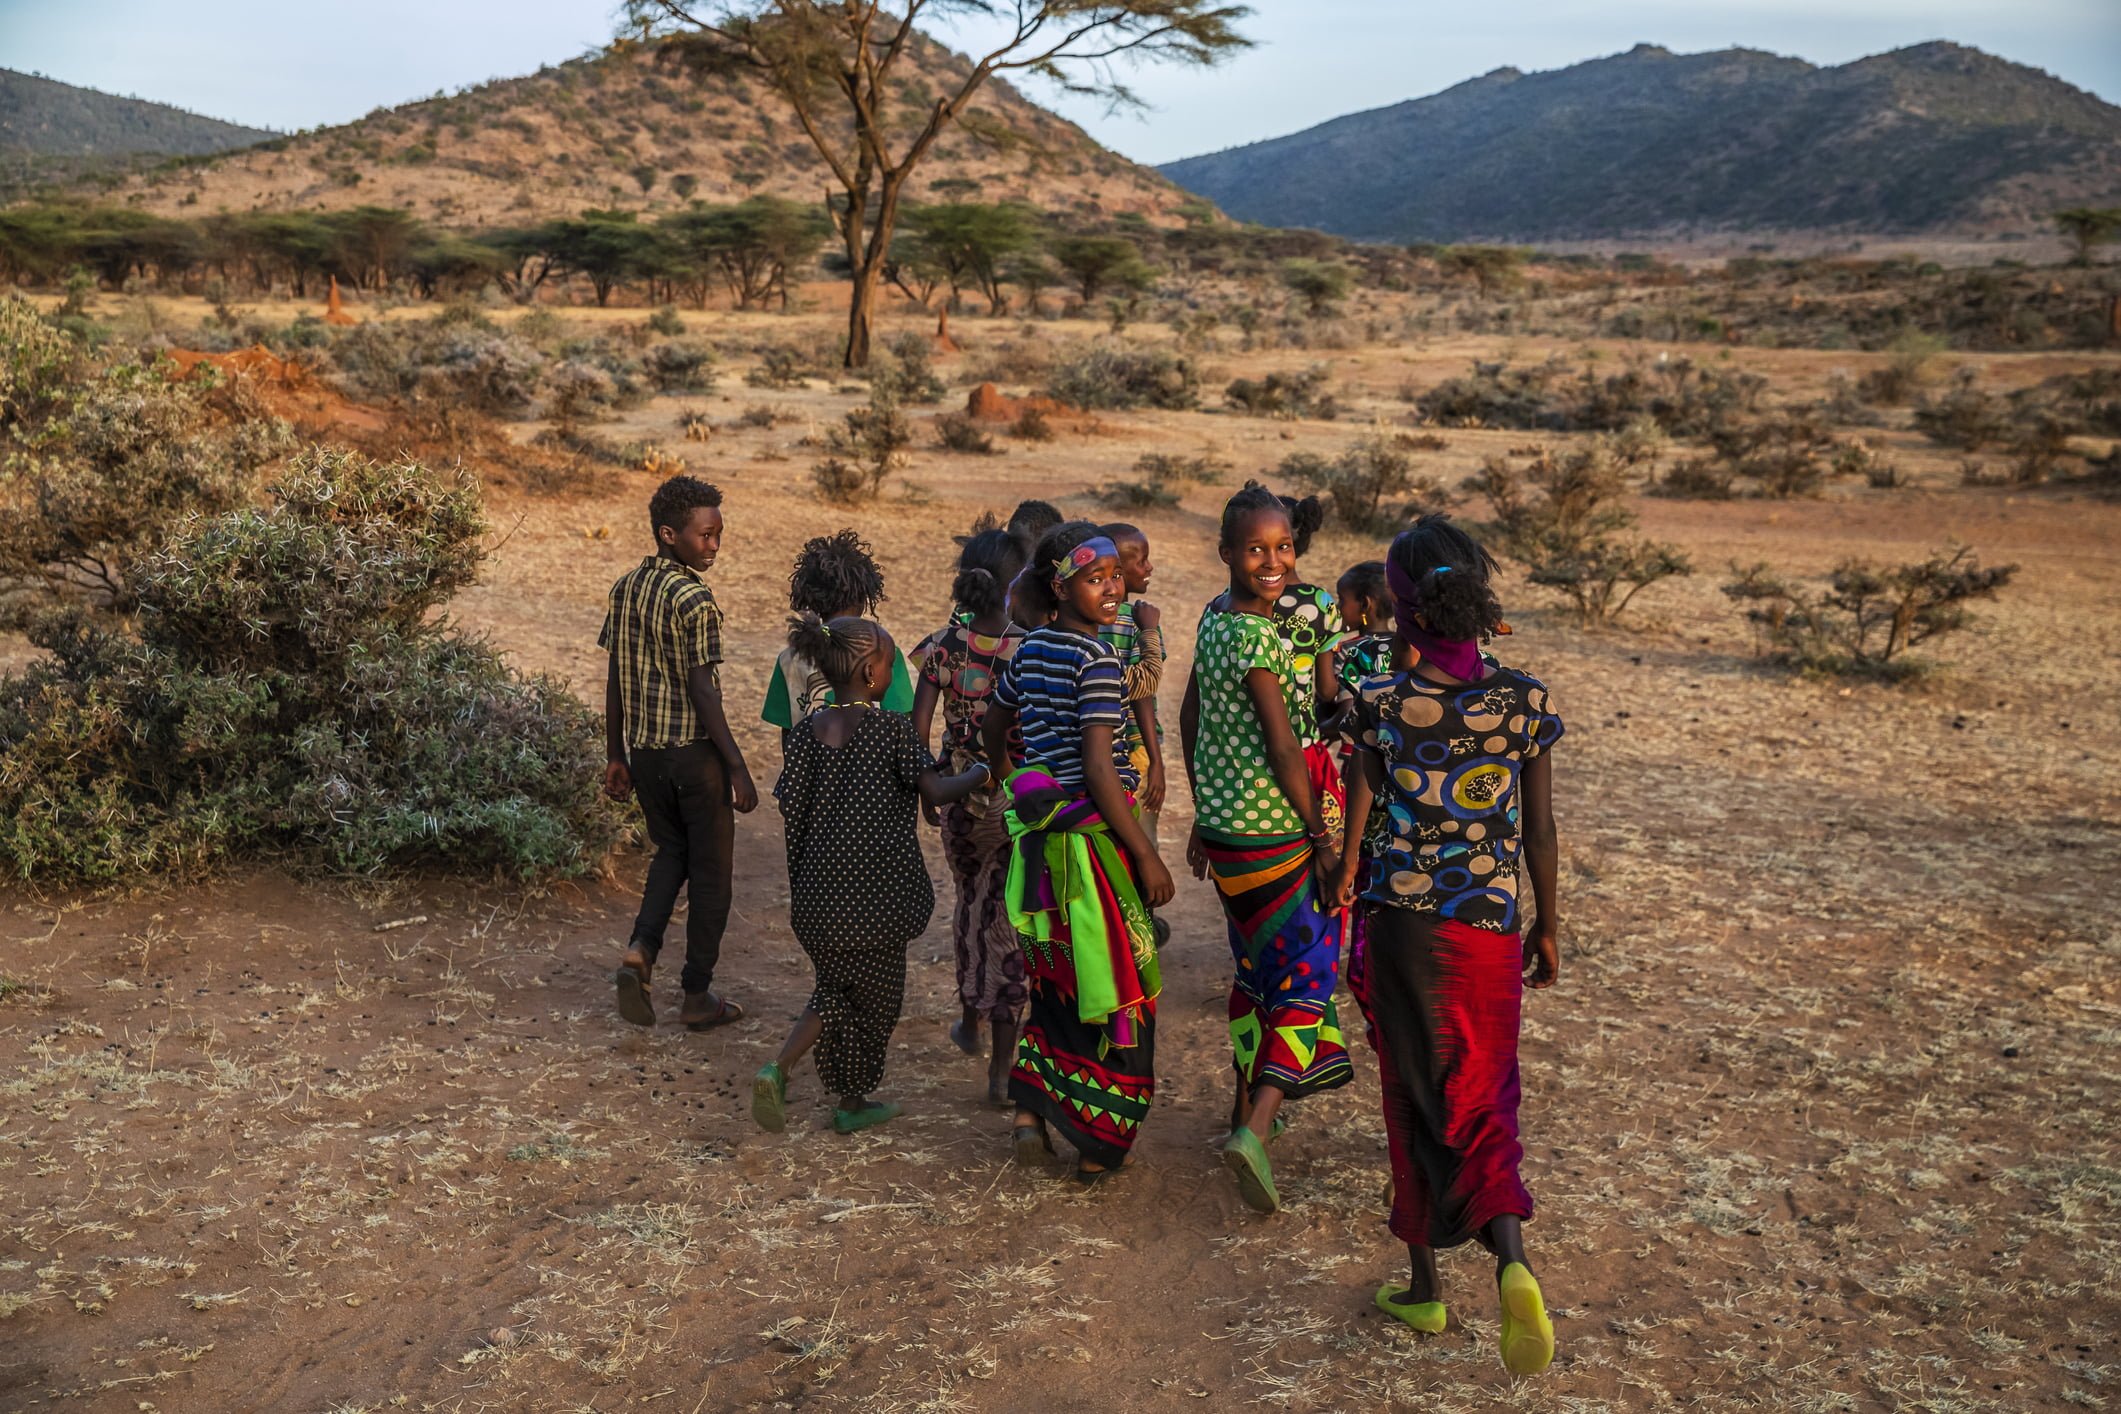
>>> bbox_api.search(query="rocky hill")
[1161,42,2121,243]
[91,37,1193,228]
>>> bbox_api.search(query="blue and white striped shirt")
[994,627,1138,795]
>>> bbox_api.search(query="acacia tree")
[2053,208,2121,267]
[624,1,1251,367]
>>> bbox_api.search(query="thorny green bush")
[0,448,616,882]
[1044,346,1199,412]
[1280,430,1451,534]
[1466,440,1692,625]
[1721,543,2016,681]
[0,305,295,612]
[1912,368,2009,451]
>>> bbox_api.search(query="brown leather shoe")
[680,990,744,1031]
[614,946,655,1027]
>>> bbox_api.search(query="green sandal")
[1374,1284,1448,1334]
[1497,1262,1555,1376]
[832,1100,902,1134]
[1220,1126,1280,1214]
[751,1063,787,1134]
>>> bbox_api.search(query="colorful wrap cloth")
[1347,904,1534,1249]
[1002,767,1160,1166]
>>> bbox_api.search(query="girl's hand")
[1185,825,1208,881]
[603,759,632,801]
[921,799,942,828]
[1142,759,1167,814]
[1309,841,1342,896]
[1523,922,1559,990]
[1136,852,1176,909]
[1332,851,1362,909]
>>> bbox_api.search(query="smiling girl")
[982,521,1175,1182]
[1182,485,1353,1215]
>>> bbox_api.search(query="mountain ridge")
[0,67,272,158]
[1160,42,2121,243]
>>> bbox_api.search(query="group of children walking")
[599,474,1565,1376]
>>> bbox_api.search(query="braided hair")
[788,528,886,617]
[785,612,883,695]
[1387,515,1504,641]
[952,527,1026,619]
[1276,491,1325,558]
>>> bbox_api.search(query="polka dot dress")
[775,707,937,1097]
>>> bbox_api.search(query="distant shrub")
[1281,430,1450,534]
[874,333,946,406]
[737,403,789,428]
[1279,259,1354,317]
[0,450,615,882]
[677,409,714,441]
[1705,412,1841,498]
[1414,354,1764,437]
[644,338,717,393]
[1010,405,1055,441]
[1096,450,1228,509]
[1912,368,2008,450]
[1652,458,1738,500]
[1834,439,1905,488]
[813,389,912,503]
[1225,365,1341,420]
[1855,331,1947,405]
[935,411,996,454]
[1465,440,1692,624]
[1722,544,2016,680]
[746,343,814,390]
[1045,347,1199,412]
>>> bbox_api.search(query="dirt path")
[3,325,2118,1412]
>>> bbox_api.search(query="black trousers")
[628,741,734,996]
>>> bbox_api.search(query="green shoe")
[1220,1125,1280,1214]
[1497,1262,1555,1377]
[832,1100,902,1134]
[1269,1114,1289,1143]
[751,1063,787,1134]
[1374,1284,1447,1334]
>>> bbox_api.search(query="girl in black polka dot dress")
[754,613,991,1135]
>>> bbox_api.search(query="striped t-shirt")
[994,626,1138,795]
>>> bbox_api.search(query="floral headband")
[1050,536,1118,589]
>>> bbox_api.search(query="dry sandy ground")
[2,307,2118,1413]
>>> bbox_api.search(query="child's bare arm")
[1334,750,1377,905]
[918,762,991,808]
[911,671,942,755]
[980,702,1018,779]
[686,665,758,814]
[603,656,631,800]
[1520,751,1559,988]
[1082,723,1173,907]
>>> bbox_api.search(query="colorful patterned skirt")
[1001,770,1161,1167]
[1199,827,1353,1100]
[1349,904,1533,1249]
[940,800,1026,1024]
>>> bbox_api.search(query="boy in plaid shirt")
[601,476,758,1029]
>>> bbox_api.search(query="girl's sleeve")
[884,651,916,713]
[917,630,949,688]
[1123,620,1165,701]
[762,655,793,729]
[1232,614,1282,675]
[1521,676,1566,757]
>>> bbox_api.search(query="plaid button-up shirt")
[599,556,724,751]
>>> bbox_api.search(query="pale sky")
[1,0,2115,164]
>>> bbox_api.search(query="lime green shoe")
[832,1099,902,1134]
[1374,1284,1448,1334]
[1497,1262,1555,1376]
[751,1063,787,1134]
[1220,1126,1280,1213]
